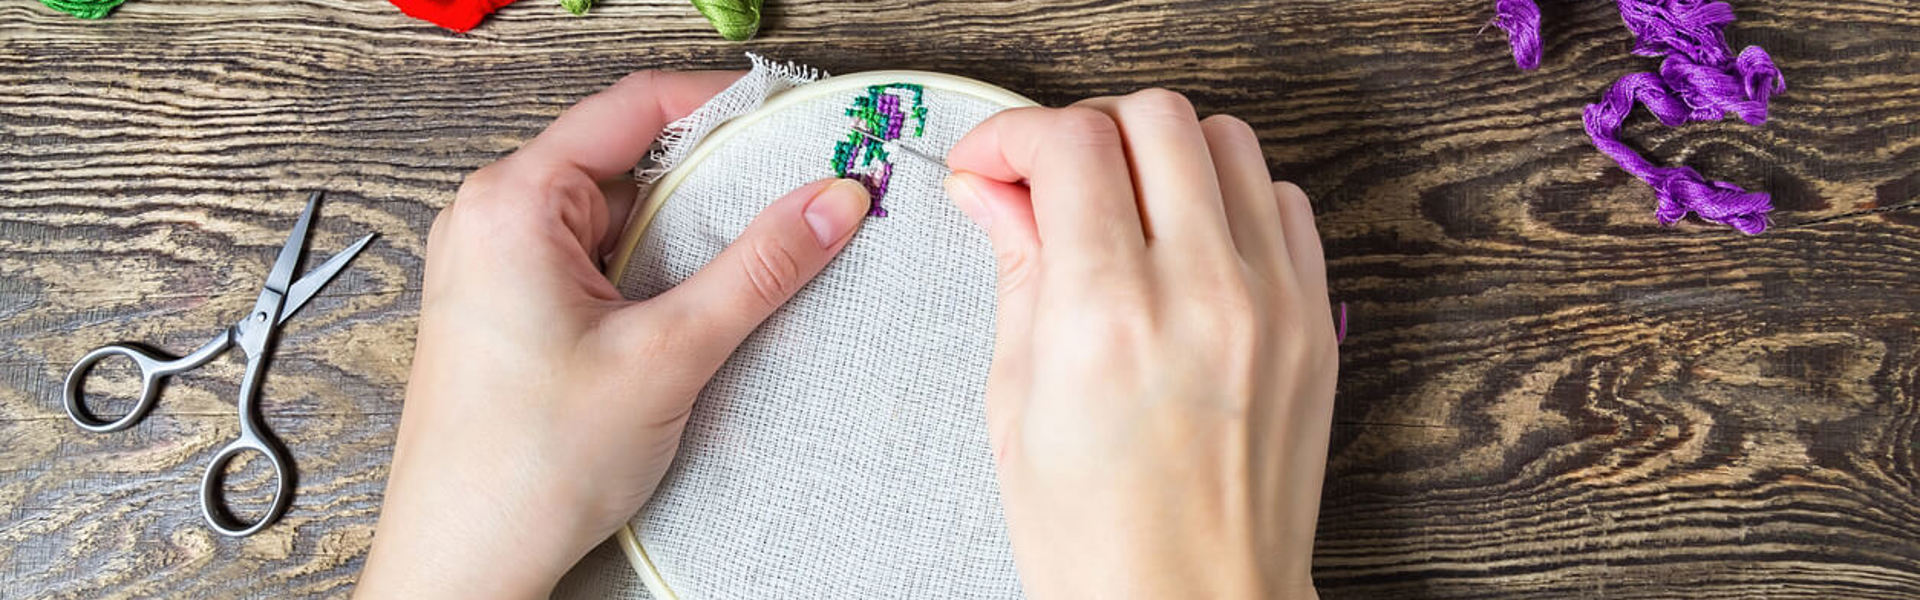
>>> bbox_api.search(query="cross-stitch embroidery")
[830,83,928,217]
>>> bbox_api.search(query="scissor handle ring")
[63,344,171,433]
[200,433,294,537]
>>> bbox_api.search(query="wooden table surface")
[3,0,1916,597]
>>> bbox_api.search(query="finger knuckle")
[571,71,659,116]
[993,246,1038,298]
[1168,269,1261,342]
[1094,316,1152,351]
[1127,88,1198,121]
[1196,289,1262,341]
[1274,304,1336,360]
[1201,114,1258,144]
[1049,107,1124,148]
[1070,282,1158,336]
[452,158,597,232]
[455,161,510,204]
[1274,180,1310,205]
[613,69,663,91]
[1274,333,1332,384]
[444,162,514,236]
[522,161,598,212]
[1273,181,1317,230]
[1068,304,1154,350]
[739,240,804,309]
[426,205,455,249]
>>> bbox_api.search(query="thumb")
[944,171,1040,459]
[646,178,871,361]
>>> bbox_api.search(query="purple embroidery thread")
[1490,0,1542,70]
[1493,0,1785,234]
[831,83,929,217]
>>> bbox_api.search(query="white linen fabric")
[562,59,1028,599]
[638,53,826,183]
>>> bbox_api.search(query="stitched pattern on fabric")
[830,84,929,217]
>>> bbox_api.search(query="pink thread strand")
[1335,302,1348,345]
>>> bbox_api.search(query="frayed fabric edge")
[637,53,828,183]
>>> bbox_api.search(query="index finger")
[947,106,1147,264]
[518,70,744,181]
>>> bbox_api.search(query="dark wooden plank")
[1,0,1915,597]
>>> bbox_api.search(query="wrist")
[356,434,603,599]
[358,488,592,599]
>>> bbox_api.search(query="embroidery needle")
[853,127,948,172]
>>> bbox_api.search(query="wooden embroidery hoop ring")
[602,69,1036,599]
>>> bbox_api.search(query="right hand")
[943,89,1337,600]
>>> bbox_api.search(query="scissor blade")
[280,233,375,324]
[264,192,322,296]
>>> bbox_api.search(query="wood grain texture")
[2,0,1915,597]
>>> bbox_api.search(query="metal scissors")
[62,191,374,537]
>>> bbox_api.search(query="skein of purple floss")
[1492,0,1786,234]
[1491,0,1542,70]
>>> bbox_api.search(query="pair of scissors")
[62,191,374,537]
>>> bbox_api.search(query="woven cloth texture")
[561,70,1024,599]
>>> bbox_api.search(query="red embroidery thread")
[389,0,517,32]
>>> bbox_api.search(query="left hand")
[355,71,873,598]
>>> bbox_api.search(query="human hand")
[944,90,1337,599]
[355,71,872,598]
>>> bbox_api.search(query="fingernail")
[804,179,871,247]
[944,173,992,229]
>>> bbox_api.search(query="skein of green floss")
[690,0,763,41]
[561,0,593,15]
[40,0,128,19]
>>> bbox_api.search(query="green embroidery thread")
[40,0,127,19]
[691,0,763,41]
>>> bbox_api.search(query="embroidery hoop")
[602,70,1037,599]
